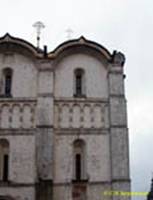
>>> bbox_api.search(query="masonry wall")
[53,49,113,200]
[54,134,111,183]
[0,52,37,200]
[0,53,37,98]
[108,60,131,200]
[54,52,108,98]
[0,37,130,200]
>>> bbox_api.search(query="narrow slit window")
[3,154,9,181]
[3,68,13,97]
[0,139,9,182]
[75,154,81,180]
[76,74,82,95]
[74,69,85,97]
[73,139,86,181]
[5,74,12,96]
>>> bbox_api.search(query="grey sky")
[0,0,153,199]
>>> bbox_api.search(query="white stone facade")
[0,34,130,200]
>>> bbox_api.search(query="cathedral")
[0,33,130,200]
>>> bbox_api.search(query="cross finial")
[66,28,73,40]
[33,21,45,48]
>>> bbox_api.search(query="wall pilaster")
[108,52,130,199]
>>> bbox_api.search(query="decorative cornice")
[0,33,43,58]
[0,181,35,187]
[0,97,37,103]
[54,128,109,135]
[0,129,36,135]
[54,97,108,103]
[0,33,125,67]
[49,36,112,61]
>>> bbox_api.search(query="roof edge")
[49,36,112,60]
[0,33,43,56]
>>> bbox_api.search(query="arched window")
[3,68,13,97]
[74,69,85,97]
[0,139,9,182]
[73,139,86,181]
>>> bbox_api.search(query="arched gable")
[0,33,43,58]
[49,36,112,63]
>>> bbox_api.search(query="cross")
[66,28,73,40]
[33,21,45,48]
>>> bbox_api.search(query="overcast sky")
[0,0,153,199]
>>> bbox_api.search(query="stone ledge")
[53,181,112,186]
[54,128,109,135]
[0,181,35,187]
[55,97,108,103]
[111,178,131,183]
[0,97,37,102]
[0,128,36,135]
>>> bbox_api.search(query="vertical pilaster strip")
[108,52,131,200]
[35,60,54,200]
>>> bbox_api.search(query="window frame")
[2,68,13,97]
[0,139,9,182]
[74,68,86,98]
[73,139,87,181]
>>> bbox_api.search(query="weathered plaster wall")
[53,134,111,183]
[54,53,108,98]
[0,135,36,183]
[0,53,37,97]
[0,38,130,200]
